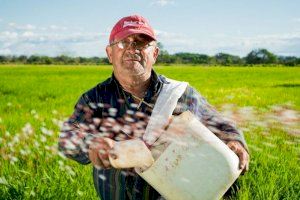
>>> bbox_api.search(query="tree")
[100,57,110,64]
[157,42,164,50]
[278,56,298,66]
[174,53,212,64]
[27,55,41,64]
[156,42,174,64]
[0,48,298,66]
[17,55,28,63]
[0,55,9,63]
[245,49,277,64]
[215,53,243,65]
[40,56,53,64]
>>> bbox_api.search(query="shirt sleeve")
[58,94,95,165]
[174,85,248,151]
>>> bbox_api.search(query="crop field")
[0,65,299,199]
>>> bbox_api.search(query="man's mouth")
[124,54,142,62]
[124,58,141,62]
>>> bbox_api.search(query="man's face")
[106,34,159,77]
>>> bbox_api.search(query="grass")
[0,65,299,199]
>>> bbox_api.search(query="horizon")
[1,48,297,59]
[1,0,300,57]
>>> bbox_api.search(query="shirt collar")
[109,70,167,95]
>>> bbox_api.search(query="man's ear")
[106,46,113,63]
[152,46,159,63]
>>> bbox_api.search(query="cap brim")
[111,29,156,44]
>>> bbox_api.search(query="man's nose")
[126,44,141,54]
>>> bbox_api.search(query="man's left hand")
[227,141,249,174]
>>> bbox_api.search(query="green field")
[0,65,299,199]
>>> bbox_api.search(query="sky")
[0,0,300,57]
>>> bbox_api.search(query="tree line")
[0,48,299,66]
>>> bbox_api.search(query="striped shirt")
[59,70,247,200]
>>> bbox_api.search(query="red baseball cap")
[109,15,156,44]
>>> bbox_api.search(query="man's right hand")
[88,137,116,169]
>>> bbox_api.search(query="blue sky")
[0,0,300,57]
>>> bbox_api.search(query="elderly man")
[59,15,249,200]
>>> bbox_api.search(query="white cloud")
[0,48,12,55]
[7,22,36,31]
[151,0,174,7]
[8,22,16,27]
[0,31,107,45]
[292,18,300,23]
[25,24,36,30]
[2,42,12,48]
[1,21,300,57]
[6,22,70,32]
[155,29,300,56]
[224,33,300,56]
[22,31,35,38]
[49,25,67,31]
[0,22,110,56]
[225,33,300,55]
[155,29,193,45]
[0,31,19,40]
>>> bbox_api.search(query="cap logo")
[123,20,146,28]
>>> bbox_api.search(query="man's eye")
[122,41,131,45]
[136,41,146,46]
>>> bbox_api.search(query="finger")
[97,145,111,160]
[98,149,109,159]
[109,152,118,160]
[241,153,250,174]
[238,150,247,170]
[89,141,111,164]
[94,156,104,169]
[93,137,109,145]
[91,140,111,151]
[232,146,244,169]
[236,148,249,173]
[99,143,111,151]
[227,142,238,152]
[95,149,110,168]
[102,159,111,168]
[109,149,118,159]
[227,141,248,171]
[90,139,106,150]
[88,149,103,169]
[103,138,115,148]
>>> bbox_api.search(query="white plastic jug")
[108,138,154,169]
[136,111,241,200]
